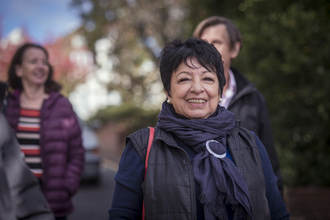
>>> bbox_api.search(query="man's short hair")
[193,16,243,51]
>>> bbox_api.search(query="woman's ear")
[164,89,170,98]
[15,65,23,78]
[164,89,172,103]
[230,41,241,59]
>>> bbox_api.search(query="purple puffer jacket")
[5,89,85,218]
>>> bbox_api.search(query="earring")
[219,98,223,103]
[167,99,171,104]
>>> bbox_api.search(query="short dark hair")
[8,43,62,93]
[193,16,242,51]
[159,38,225,97]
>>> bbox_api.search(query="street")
[70,165,117,220]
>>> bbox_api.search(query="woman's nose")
[191,79,204,93]
[37,61,47,69]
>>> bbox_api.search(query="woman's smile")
[187,99,206,103]
[15,47,49,87]
[165,57,221,119]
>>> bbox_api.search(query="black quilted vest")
[127,121,271,220]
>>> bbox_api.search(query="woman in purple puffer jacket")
[5,43,85,220]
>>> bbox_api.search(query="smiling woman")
[15,47,50,105]
[165,57,221,119]
[5,43,84,220]
[160,38,225,120]
[108,38,289,220]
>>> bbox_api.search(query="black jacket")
[129,124,271,220]
[228,67,283,196]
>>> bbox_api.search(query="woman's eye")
[204,77,214,82]
[179,78,189,82]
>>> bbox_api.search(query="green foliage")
[238,0,330,187]
[70,0,189,107]
[187,0,330,186]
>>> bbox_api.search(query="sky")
[0,0,82,43]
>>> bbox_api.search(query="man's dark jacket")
[228,67,283,196]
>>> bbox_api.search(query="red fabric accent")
[17,125,40,132]
[21,149,40,155]
[20,109,40,117]
[34,172,43,178]
[143,127,155,220]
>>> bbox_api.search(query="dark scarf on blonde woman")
[158,101,254,220]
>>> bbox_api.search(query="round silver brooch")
[206,140,226,159]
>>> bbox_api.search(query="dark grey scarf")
[158,101,254,220]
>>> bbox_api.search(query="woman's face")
[15,47,49,87]
[165,57,220,119]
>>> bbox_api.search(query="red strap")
[142,127,155,220]
[145,127,155,178]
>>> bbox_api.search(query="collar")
[11,89,61,110]
[221,69,237,109]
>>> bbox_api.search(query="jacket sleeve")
[256,94,284,197]
[254,133,290,220]
[108,140,144,219]
[0,114,55,220]
[62,102,85,196]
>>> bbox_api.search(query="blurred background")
[1,0,330,219]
